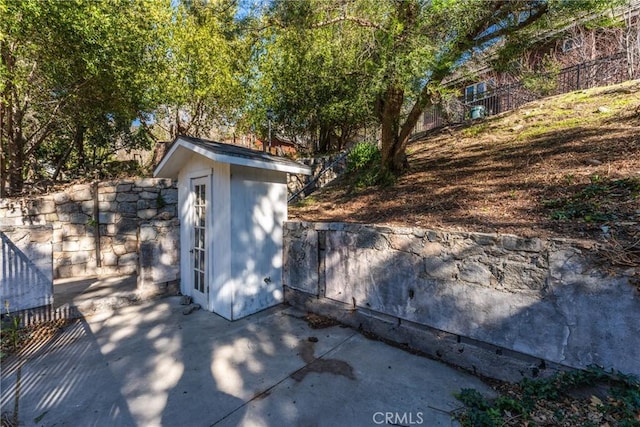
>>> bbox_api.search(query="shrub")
[347,142,380,172]
[345,142,395,189]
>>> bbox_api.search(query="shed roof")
[154,135,312,178]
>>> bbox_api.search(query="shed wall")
[230,165,287,318]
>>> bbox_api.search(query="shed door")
[190,177,208,308]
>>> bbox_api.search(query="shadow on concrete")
[0,317,136,425]
[53,275,138,312]
[1,288,494,426]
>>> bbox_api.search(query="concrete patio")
[53,274,140,312]
[1,276,496,426]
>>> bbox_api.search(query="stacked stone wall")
[0,178,178,279]
[288,154,347,201]
[137,219,180,297]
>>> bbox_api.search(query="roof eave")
[153,137,312,179]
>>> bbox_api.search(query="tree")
[263,0,616,174]
[243,0,379,153]
[0,0,172,195]
[151,0,248,141]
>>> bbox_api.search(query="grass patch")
[559,90,591,103]
[294,196,317,207]
[455,367,640,427]
[543,177,640,222]
[462,122,490,138]
[518,117,587,140]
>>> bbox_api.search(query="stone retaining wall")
[283,221,640,381]
[137,219,180,297]
[0,179,178,279]
[288,154,347,201]
[0,225,53,312]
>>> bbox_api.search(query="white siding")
[210,162,232,319]
[230,165,287,319]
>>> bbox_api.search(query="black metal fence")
[413,51,638,135]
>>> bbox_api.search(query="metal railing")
[413,51,638,135]
[288,150,349,203]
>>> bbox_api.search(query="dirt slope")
[290,80,640,248]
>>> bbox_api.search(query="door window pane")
[192,180,207,296]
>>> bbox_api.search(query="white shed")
[154,136,311,320]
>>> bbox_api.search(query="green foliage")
[345,141,394,189]
[155,0,247,140]
[1,301,22,360]
[347,142,380,172]
[347,142,395,190]
[543,177,640,222]
[0,0,172,191]
[456,367,640,427]
[455,389,504,427]
[0,0,619,190]
[242,0,380,152]
[521,55,561,97]
[255,0,612,172]
[294,196,317,208]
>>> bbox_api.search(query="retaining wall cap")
[285,220,616,250]
[0,224,53,231]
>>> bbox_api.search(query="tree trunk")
[74,124,87,172]
[52,141,75,182]
[8,134,25,195]
[0,40,13,196]
[317,122,331,153]
[0,106,4,198]
[380,65,452,177]
[379,84,405,174]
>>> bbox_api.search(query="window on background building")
[465,85,475,102]
[464,81,493,102]
[476,82,486,98]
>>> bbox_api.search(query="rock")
[597,106,611,114]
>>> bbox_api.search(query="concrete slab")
[53,275,138,313]
[1,298,495,426]
[217,332,492,427]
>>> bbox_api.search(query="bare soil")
[291,80,640,252]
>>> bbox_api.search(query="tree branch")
[474,2,549,46]
[311,15,384,30]
[24,99,65,153]
[398,1,551,145]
